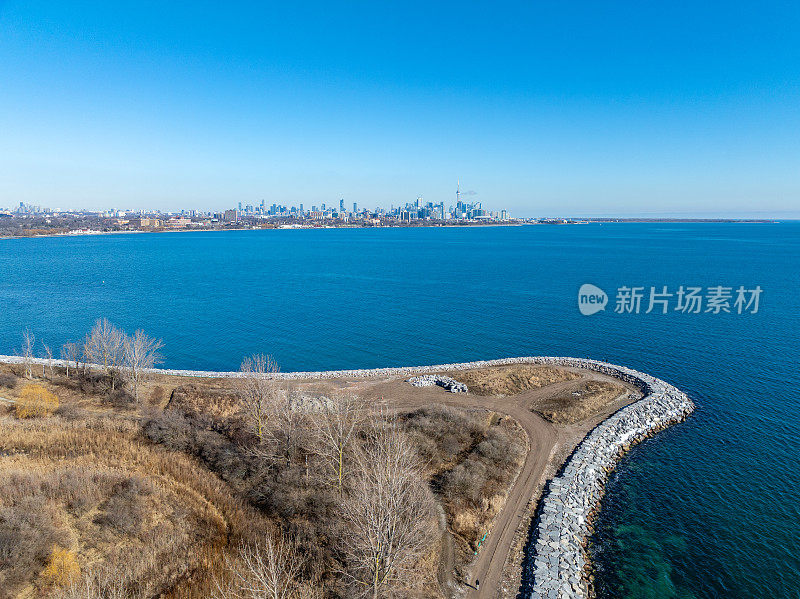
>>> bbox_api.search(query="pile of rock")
[407,374,468,393]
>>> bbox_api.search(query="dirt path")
[359,370,638,599]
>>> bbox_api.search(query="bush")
[0,496,71,588]
[54,403,82,420]
[42,546,81,587]
[15,384,59,418]
[107,388,134,408]
[0,372,17,389]
[401,405,484,471]
[149,386,165,405]
[94,478,150,535]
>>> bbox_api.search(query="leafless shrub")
[94,478,149,535]
[400,404,484,471]
[0,495,71,588]
[441,459,487,506]
[107,388,135,408]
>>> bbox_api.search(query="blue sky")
[1,1,798,217]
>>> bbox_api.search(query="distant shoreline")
[0,221,523,240]
[0,218,780,240]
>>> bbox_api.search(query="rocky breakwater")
[527,364,694,599]
[407,374,468,393]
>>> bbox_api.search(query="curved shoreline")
[0,354,693,598]
[523,363,694,599]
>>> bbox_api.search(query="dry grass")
[534,380,628,424]
[453,365,580,396]
[0,411,270,599]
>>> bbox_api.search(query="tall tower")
[456,179,460,205]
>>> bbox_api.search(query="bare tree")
[314,393,365,493]
[339,424,436,598]
[239,354,279,441]
[84,318,125,389]
[58,566,141,599]
[123,329,164,402]
[41,343,54,378]
[212,536,307,599]
[60,341,80,378]
[18,329,35,379]
[81,333,91,376]
[271,387,305,467]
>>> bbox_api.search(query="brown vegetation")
[534,380,628,424]
[453,365,579,396]
[0,350,590,599]
[0,405,270,599]
[143,383,440,598]
[15,383,59,418]
[399,405,526,581]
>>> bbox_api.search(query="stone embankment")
[408,374,468,393]
[526,363,694,599]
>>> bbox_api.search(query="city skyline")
[3,180,510,222]
[1,2,798,218]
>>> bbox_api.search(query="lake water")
[1,223,798,598]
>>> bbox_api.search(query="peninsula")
[0,349,693,599]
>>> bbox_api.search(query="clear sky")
[1,1,798,217]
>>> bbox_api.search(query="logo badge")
[578,284,608,316]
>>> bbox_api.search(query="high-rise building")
[353,202,358,214]
[340,198,345,213]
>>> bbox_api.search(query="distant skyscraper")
[353,202,357,214]
[340,198,345,213]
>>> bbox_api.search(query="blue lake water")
[1,223,798,598]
